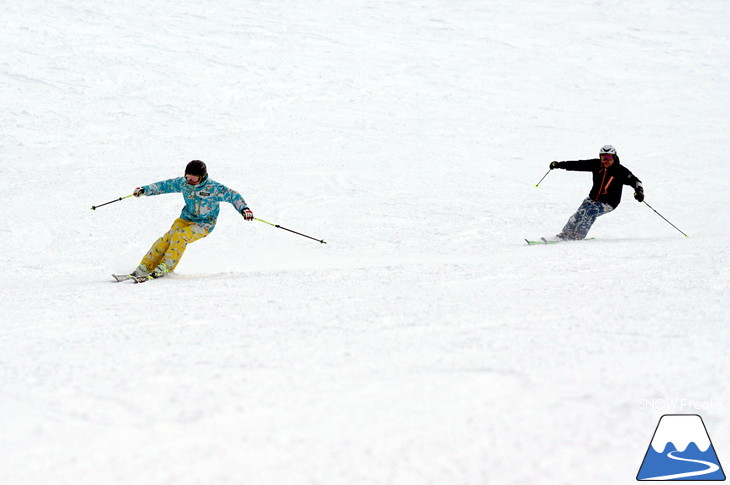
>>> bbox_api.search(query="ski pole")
[255,218,327,244]
[643,201,689,237]
[535,169,552,187]
[91,194,134,210]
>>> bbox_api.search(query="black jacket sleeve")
[560,159,601,171]
[622,166,642,190]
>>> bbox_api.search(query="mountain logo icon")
[637,414,725,481]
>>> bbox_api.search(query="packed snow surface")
[2,1,729,484]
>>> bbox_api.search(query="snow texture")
[1,1,729,484]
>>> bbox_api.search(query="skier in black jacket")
[549,145,644,240]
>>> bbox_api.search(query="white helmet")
[599,144,617,156]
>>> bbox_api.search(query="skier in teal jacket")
[130,160,253,278]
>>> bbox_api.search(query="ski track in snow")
[2,1,729,484]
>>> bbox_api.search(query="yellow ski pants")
[139,218,209,272]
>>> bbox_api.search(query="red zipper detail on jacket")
[603,175,614,193]
[596,169,608,201]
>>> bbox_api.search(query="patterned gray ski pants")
[558,198,614,240]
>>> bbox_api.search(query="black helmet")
[185,160,207,178]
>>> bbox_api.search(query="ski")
[131,274,167,283]
[524,237,594,245]
[524,238,558,245]
[112,273,161,283]
[112,274,134,282]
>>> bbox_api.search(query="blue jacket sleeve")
[218,184,249,213]
[141,178,185,196]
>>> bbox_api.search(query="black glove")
[634,186,644,202]
[549,161,563,170]
[133,187,145,197]
[242,207,254,221]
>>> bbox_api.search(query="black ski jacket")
[557,157,642,209]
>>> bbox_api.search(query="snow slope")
[1,1,729,483]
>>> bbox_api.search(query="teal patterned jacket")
[141,176,249,233]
